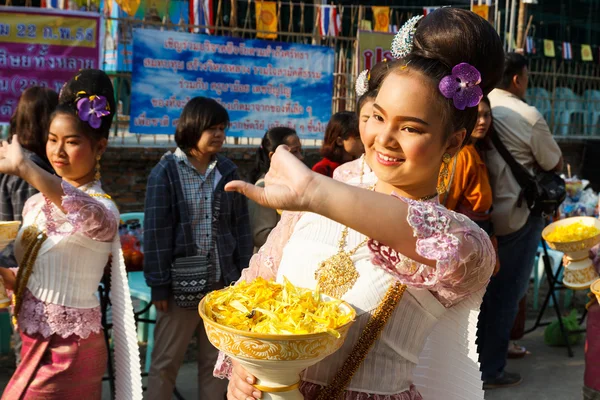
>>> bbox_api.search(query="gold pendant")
[314,251,359,299]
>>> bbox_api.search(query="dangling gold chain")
[315,282,407,400]
[12,229,47,325]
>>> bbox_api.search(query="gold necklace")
[314,157,437,299]
[314,227,369,299]
[314,157,370,299]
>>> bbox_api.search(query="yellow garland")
[546,221,600,243]
[12,230,47,326]
[315,282,407,400]
[205,277,353,337]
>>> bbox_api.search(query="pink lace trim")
[300,382,422,400]
[369,195,494,307]
[43,181,117,242]
[214,352,233,379]
[17,289,102,339]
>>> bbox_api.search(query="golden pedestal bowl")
[542,216,600,290]
[199,291,355,400]
[0,221,21,252]
[591,279,600,306]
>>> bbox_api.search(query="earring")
[437,153,452,194]
[94,154,101,182]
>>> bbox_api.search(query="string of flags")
[35,0,600,62]
[525,37,598,62]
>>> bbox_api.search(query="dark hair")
[175,97,230,151]
[320,111,360,163]
[9,86,58,162]
[357,60,399,114]
[499,52,528,89]
[54,69,115,142]
[251,127,298,183]
[394,8,504,143]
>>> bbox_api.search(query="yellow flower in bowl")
[199,278,355,399]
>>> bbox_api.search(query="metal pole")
[504,0,511,50]
[508,0,517,52]
[516,0,526,50]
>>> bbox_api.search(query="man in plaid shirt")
[143,97,253,400]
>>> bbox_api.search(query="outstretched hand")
[0,136,27,178]
[225,146,319,212]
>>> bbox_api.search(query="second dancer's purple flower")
[438,63,483,110]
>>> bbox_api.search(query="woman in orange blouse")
[440,96,499,275]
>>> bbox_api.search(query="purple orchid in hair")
[438,63,483,110]
[77,95,110,129]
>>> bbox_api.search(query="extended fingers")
[225,180,268,205]
[228,375,262,400]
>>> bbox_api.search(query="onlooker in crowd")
[143,97,253,400]
[248,127,303,250]
[312,111,363,177]
[478,52,563,389]
[0,86,57,366]
[440,95,500,274]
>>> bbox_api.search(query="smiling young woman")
[0,70,141,400]
[219,7,504,400]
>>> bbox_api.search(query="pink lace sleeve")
[368,195,495,308]
[240,210,303,282]
[44,181,119,242]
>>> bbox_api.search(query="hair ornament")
[439,63,483,110]
[76,92,111,129]
[355,69,370,97]
[391,15,423,59]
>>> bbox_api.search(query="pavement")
[106,321,585,400]
[0,320,587,400]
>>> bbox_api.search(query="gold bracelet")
[254,381,300,393]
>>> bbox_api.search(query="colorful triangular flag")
[256,1,278,40]
[190,0,214,34]
[423,6,439,16]
[525,36,536,54]
[543,39,555,57]
[115,0,141,16]
[562,42,572,60]
[372,6,390,32]
[581,44,593,62]
[319,5,341,37]
[359,19,372,31]
[42,0,69,8]
[472,5,489,20]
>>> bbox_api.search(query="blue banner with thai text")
[130,28,335,138]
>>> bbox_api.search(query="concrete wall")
[102,141,587,213]
[101,145,322,213]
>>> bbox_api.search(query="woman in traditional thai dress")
[219,8,504,400]
[0,70,141,400]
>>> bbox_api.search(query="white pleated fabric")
[413,288,485,400]
[276,213,446,395]
[110,236,143,400]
